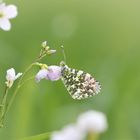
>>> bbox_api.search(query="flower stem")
[19,76,35,88]
[1,86,9,105]
[0,86,9,127]
[88,133,99,140]
[20,132,51,140]
[18,63,34,86]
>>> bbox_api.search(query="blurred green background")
[0,0,140,140]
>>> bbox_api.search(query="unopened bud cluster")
[38,41,56,60]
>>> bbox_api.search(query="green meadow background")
[0,0,140,140]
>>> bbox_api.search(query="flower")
[35,69,48,82]
[5,68,22,88]
[50,110,108,140]
[50,124,83,140]
[0,3,18,31]
[46,66,61,81]
[35,65,61,82]
[77,110,108,134]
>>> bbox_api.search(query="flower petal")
[46,66,61,81]
[4,5,17,19]
[6,68,16,81]
[50,124,83,140]
[0,18,11,31]
[15,73,22,80]
[77,110,108,133]
[35,69,48,82]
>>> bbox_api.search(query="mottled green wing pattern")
[61,65,101,100]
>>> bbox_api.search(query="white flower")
[35,65,61,82]
[77,110,108,134]
[0,3,18,31]
[5,68,22,88]
[50,110,108,140]
[50,124,84,140]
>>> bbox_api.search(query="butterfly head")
[60,61,66,67]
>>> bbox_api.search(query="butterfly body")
[61,63,101,100]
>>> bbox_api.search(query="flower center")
[0,12,4,18]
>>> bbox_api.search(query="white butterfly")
[60,61,101,100]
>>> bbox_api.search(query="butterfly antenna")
[61,45,67,64]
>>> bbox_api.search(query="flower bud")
[45,46,50,51]
[41,41,47,47]
[47,50,56,55]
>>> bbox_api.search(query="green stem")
[19,132,51,140]
[5,85,20,115]
[1,86,9,105]
[19,76,35,88]
[18,63,34,86]
[0,86,9,127]
[88,132,99,140]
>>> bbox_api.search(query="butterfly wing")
[61,65,101,100]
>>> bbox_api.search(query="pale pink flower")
[6,68,22,88]
[46,66,61,81]
[35,65,61,82]
[35,69,48,82]
[0,3,18,31]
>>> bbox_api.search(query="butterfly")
[60,61,101,100]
